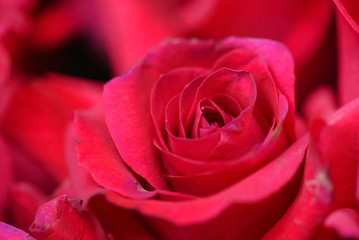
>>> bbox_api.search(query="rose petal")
[30,1,80,49]
[9,182,46,231]
[165,95,221,160]
[262,136,333,240]
[219,38,296,140]
[29,195,113,240]
[315,97,359,208]
[334,0,359,105]
[303,86,337,125]
[87,195,157,240]
[0,222,35,240]
[2,74,102,182]
[103,66,168,190]
[158,119,288,178]
[324,208,359,239]
[105,136,306,239]
[74,108,157,199]
[151,67,205,148]
[214,49,280,123]
[164,129,295,196]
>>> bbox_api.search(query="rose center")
[200,104,226,128]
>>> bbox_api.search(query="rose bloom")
[57,37,333,239]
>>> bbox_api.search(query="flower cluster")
[0,0,359,239]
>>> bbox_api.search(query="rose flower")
[68,37,331,239]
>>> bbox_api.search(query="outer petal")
[315,97,359,208]
[334,0,359,105]
[74,108,156,199]
[2,74,102,182]
[102,137,306,239]
[103,66,168,190]
[29,195,113,240]
[262,136,333,240]
[0,222,36,240]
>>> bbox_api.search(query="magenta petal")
[29,195,112,240]
[324,208,359,239]
[315,97,359,208]
[334,0,359,105]
[103,65,168,190]
[0,222,35,240]
[106,137,306,238]
[165,95,221,160]
[74,108,156,199]
[219,38,296,139]
[263,137,333,240]
[151,67,205,147]
[65,120,106,203]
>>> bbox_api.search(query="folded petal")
[262,136,333,240]
[219,37,296,140]
[29,195,113,240]
[104,137,306,239]
[74,108,156,199]
[314,97,359,208]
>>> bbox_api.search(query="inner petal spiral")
[200,100,227,128]
[190,95,242,138]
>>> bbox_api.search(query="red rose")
[67,37,332,239]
